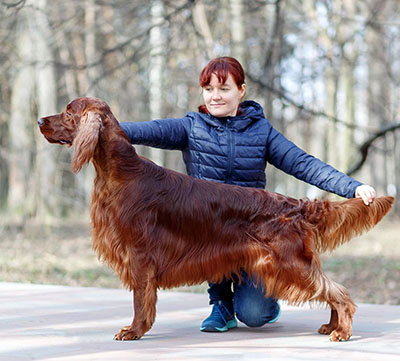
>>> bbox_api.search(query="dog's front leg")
[114,276,157,341]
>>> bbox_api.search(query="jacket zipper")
[226,119,234,184]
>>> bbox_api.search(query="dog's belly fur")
[155,241,266,289]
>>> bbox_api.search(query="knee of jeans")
[235,304,267,328]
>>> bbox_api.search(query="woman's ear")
[240,83,247,99]
[70,111,101,174]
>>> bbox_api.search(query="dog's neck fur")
[91,112,144,184]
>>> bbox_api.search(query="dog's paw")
[114,325,143,341]
[318,323,336,335]
[329,328,352,342]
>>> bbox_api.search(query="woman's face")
[202,73,246,117]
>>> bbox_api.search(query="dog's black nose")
[38,118,45,127]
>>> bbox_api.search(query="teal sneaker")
[267,301,281,324]
[200,301,238,332]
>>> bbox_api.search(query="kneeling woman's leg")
[233,273,280,327]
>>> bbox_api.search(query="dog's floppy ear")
[70,111,101,174]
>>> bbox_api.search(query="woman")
[121,57,375,333]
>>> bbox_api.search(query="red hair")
[198,57,245,115]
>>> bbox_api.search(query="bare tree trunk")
[262,0,285,193]
[366,22,389,194]
[394,134,400,212]
[339,1,357,173]
[72,5,89,96]
[148,0,166,166]
[85,0,97,92]
[193,1,215,59]
[0,67,11,210]
[57,3,79,101]
[324,67,339,167]
[302,0,338,169]
[32,0,59,219]
[8,7,36,219]
[230,0,245,64]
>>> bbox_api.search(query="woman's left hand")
[355,184,376,205]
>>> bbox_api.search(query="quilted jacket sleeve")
[120,116,191,150]
[266,125,362,198]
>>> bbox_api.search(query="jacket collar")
[199,101,265,131]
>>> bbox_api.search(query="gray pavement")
[0,282,399,361]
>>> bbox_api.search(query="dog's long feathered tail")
[306,196,394,253]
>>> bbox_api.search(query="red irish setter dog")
[38,97,393,342]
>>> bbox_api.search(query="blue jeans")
[207,273,280,327]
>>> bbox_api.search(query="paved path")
[0,282,399,361]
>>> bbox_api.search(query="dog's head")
[38,97,111,173]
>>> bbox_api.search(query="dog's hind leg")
[314,274,356,341]
[323,296,356,341]
[318,308,338,336]
[114,270,158,341]
[268,257,356,342]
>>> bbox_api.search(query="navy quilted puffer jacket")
[120,101,362,198]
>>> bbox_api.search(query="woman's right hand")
[355,184,376,205]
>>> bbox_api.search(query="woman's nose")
[211,90,222,100]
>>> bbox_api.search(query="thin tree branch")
[1,0,25,8]
[247,73,400,175]
[247,73,360,129]
[347,122,400,176]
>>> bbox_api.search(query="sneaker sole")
[200,319,238,332]
[267,302,281,324]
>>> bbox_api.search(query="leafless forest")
[1,0,399,221]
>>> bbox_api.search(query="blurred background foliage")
[0,0,399,223]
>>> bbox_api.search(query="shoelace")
[212,302,232,324]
